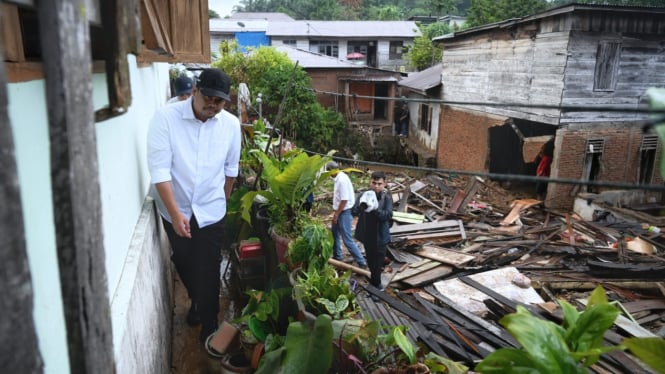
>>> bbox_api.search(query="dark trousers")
[365,242,387,289]
[163,216,224,330]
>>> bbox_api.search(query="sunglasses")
[198,91,225,105]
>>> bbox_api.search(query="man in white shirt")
[327,161,368,269]
[147,68,241,345]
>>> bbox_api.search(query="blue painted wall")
[235,31,270,51]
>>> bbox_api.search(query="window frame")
[389,41,403,60]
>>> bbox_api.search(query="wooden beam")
[38,0,115,371]
[328,258,370,277]
[415,245,476,267]
[0,39,42,372]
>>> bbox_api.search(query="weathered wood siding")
[441,28,568,125]
[561,31,665,123]
[441,9,665,126]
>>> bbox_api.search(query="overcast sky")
[209,0,241,18]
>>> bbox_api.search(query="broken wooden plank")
[427,174,456,196]
[391,260,440,283]
[500,199,542,226]
[457,177,482,214]
[415,245,476,267]
[447,189,466,213]
[621,299,665,313]
[392,211,425,224]
[390,219,464,236]
[396,180,412,213]
[578,298,658,338]
[387,247,423,264]
[424,285,519,347]
[400,265,453,287]
[328,258,370,277]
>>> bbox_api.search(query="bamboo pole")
[328,258,370,277]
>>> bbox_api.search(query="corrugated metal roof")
[274,46,401,79]
[229,12,295,21]
[433,4,665,42]
[267,21,421,38]
[210,19,268,33]
[398,63,442,92]
[274,45,362,69]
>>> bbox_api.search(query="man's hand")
[172,213,192,238]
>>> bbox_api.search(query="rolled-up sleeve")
[147,111,172,184]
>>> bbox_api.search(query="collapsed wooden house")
[344,172,665,372]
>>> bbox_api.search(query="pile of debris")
[346,172,665,372]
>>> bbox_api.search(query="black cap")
[174,75,193,96]
[197,68,231,101]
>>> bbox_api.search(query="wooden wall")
[440,28,567,125]
[440,8,665,126]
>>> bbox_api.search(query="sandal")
[205,333,225,358]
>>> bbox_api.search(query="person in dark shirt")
[353,171,393,293]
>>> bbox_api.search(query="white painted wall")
[9,55,171,373]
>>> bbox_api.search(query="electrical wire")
[308,88,665,115]
[305,149,665,192]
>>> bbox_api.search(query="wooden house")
[432,3,665,209]
[397,63,443,166]
[275,45,403,128]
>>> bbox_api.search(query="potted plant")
[286,219,333,271]
[290,263,360,321]
[240,149,334,264]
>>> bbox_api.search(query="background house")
[397,63,443,166]
[210,14,421,72]
[209,12,293,53]
[433,4,665,209]
[275,45,403,127]
[2,0,210,372]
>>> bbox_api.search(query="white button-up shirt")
[147,98,241,227]
[332,171,356,211]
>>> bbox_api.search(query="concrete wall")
[112,198,172,374]
[10,55,173,373]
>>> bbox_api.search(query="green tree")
[427,0,458,15]
[465,0,548,27]
[215,41,345,151]
[368,5,402,20]
[209,9,221,19]
[406,22,451,70]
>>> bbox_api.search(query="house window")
[309,40,338,57]
[594,42,621,91]
[389,41,403,60]
[638,135,658,184]
[282,40,296,46]
[583,139,604,192]
[419,103,431,134]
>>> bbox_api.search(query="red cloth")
[536,155,552,177]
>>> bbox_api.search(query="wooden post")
[39,0,115,371]
[328,258,371,277]
[0,41,43,372]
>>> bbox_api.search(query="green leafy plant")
[287,219,333,270]
[236,288,291,342]
[240,150,333,239]
[475,285,665,373]
[256,314,335,374]
[292,263,359,319]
